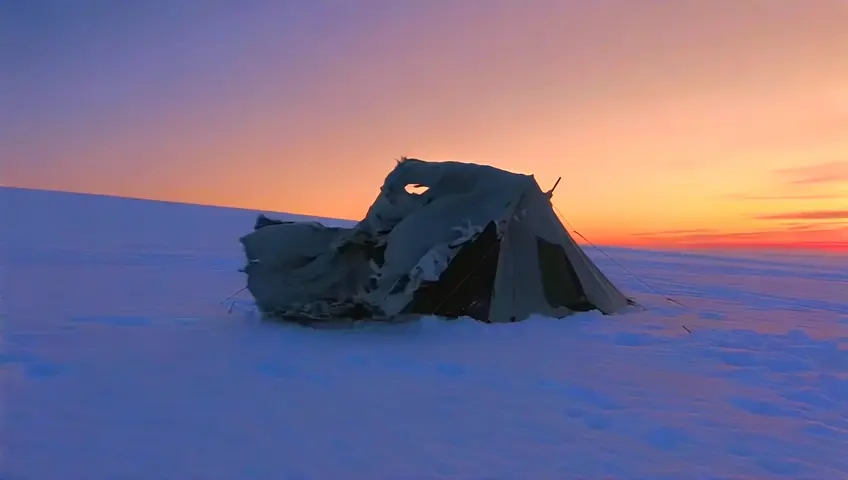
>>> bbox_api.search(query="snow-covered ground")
[3,187,847,479]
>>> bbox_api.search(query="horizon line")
[4,185,845,255]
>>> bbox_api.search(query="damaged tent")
[239,158,636,324]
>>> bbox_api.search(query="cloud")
[631,223,848,252]
[782,222,829,231]
[721,163,847,200]
[633,228,717,237]
[755,210,848,221]
[723,192,843,201]
[773,161,848,186]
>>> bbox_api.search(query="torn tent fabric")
[239,158,634,324]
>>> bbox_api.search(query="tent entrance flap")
[404,221,501,321]
[536,237,595,312]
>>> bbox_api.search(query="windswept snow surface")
[3,187,848,479]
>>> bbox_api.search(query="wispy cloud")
[773,161,848,186]
[755,210,848,221]
[723,192,843,201]
[781,222,832,231]
[632,228,716,237]
[722,161,847,202]
[631,223,848,252]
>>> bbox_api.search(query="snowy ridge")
[3,187,848,479]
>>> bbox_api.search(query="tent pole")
[546,177,562,199]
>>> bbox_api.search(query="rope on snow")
[551,202,692,334]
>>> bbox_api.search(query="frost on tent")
[238,157,636,325]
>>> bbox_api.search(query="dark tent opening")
[404,221,501,321]
[536,237,595,312]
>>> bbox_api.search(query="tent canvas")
[239,158,635,324]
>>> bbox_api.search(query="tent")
[239,158,636,324]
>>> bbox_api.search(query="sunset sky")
[3,0,847,250]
